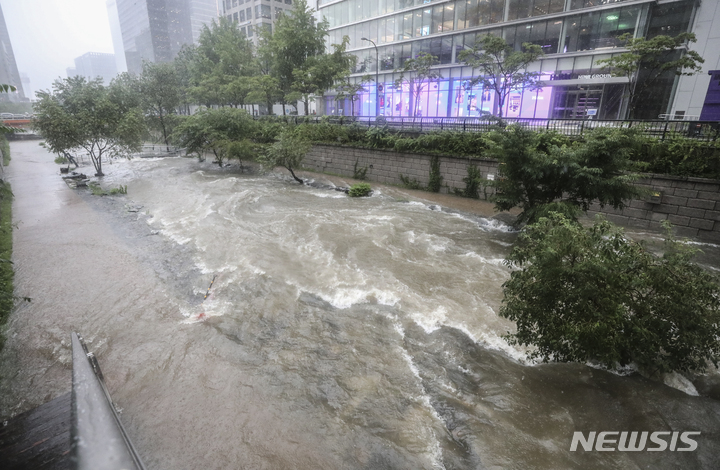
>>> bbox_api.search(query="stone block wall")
[303,145,720,242]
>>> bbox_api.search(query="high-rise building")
[0,3,24,102]
[107,0,129,73]
[114,0,219,75]
[315,0,715,120]
[220,0,295,46]
[72,52,119,85]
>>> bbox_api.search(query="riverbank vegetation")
[501,213,720,375]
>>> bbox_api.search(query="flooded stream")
[2,140,719,469]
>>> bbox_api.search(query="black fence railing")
[252,115,720,141]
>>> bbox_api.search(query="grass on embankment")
[0,137,14,351]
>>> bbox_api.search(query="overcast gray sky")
[2,0,115,98]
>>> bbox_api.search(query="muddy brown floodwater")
[1,140,719,469]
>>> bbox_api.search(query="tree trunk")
[159,111,169,151]
[285,165,303,184]
[303,98,309,116]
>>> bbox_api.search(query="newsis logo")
[570,431,700,452]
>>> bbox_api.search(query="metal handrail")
[71,332,146,470]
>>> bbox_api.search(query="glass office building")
[221,0,295,46]
[115,0,219,74]
[315,0,698,119]
[0,4,24,101]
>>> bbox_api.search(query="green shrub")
[0,137,9,166]
[501,213,720,375]
[353,159,367,180]
[54,155,68,164]
[0,181,14,341]
[109,185,128,195]
[348,182,372,197]
[399,174,423,190]
[459,164,484,199]
[427,155,442,192]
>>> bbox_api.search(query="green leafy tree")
[0,85,18,135]
[171,107,257,167]
[489,126,642,225]
[394,52,443,118]
[501,213,720,375]
[138,61,182,148]
[174,45,198,114]
[33,77,145,176]
[260,131,310,184]
[335,74,371,117]
[247,75,282,116]
[266,0,328,115]
[188,17,257,108]
[458,35,544,118]
[596,33,704,119]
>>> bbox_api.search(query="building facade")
[71,52,119,85]
[0,3,24,102]
[114,0,219,74]
[315,0,708,120]
[221,0,295,46]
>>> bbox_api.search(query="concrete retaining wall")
[303,144,720,242]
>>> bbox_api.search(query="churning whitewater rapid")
[2,140,719,469]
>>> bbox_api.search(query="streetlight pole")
[361,37,379,121]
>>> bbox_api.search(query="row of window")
[226,5,286,23]
[319,0,631,29]
[223,0,291,9]
[326,78,625,120]
[330,4,641,65]
[351,41,620,82]
[326,3,643,49]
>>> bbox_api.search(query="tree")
[171,108,257,167]
[393,52,443,118]
[33,77,145,176]
[266,0,328,115]
[260,131,310,184]
[335,75,371,117]
[596,33,704,119]
[247,75,282,116]
[489,126,643,225]
[174,45,198,115]
[500,213,720,375]
[186,17,257,109]
[458,35,544,118]
[0,85,18,135]
[138,61,182,148]
[172,108,255,167]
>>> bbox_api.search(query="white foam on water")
[309,192,346,198]
[398,347,447,470]
[410,306,448,334]
[685,240,720,249]
[444,321,528,363]
[313,287,401,310]
[462,252,507,267]
[161,230,192,246]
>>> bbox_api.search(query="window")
[233,12,239,22]
[457,0,504,30]
[285,0,292,4]
[247,7,252,20]
[564,7,638,52]
[239,10,245,21]
[241,26,247,36]
[232,0,238,7]
[571,0,627,10]
[256,5,271,19]
[646,0,694,38]
[275,7,283,19]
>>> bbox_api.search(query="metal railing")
[253,115,720,141]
